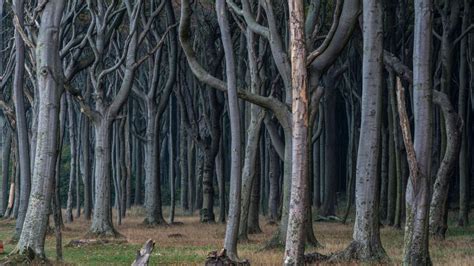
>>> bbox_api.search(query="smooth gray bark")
[429,91,462,238]
[16,1,65,258]
[1,127,11,215]
[402,0,433,263]
[218,0,243,260]
[66,93,78,223]
[12,0,31,238]
[81,111,92,220]
[239,26,264,241]
[340,0,387,260]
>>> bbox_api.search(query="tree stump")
[131,239,155,266]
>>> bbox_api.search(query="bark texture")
[16,1,65,259]
[284,0,308,263]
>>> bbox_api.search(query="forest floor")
[0,208,473,265]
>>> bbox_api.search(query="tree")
[12,0,31,239]
[216,0,243,261]
[336,0,387,261]
[15,0,65,259]
[131,0,178,226]
[401,0,433,262]
[284,0,308,263]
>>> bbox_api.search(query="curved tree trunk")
[429,91,462,238]
[238,108,264,240]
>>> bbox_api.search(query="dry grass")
[0,207,473,265]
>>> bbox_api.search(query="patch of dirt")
[167,233,185,238]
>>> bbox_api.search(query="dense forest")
[0,0,473,264]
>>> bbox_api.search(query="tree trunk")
[1,128,11,215]
[429,91,462,238]
[169,130,176,224]
[53,96,67,228]
[457,0,470,227]
[89,119,120,237]
[134,136,143,206]
[284,1,308,262]
[267,143,280,222]
[200,150,215,222]
[248,163,262,234]
[401,0,433,262]
[339,0,387,260]
[179,115,189,212]
[13,0,32,239]
[143,103,166,225]
[238,108,264,240]
[216,139,226,223]
[16,1,65,258]
[218,0,243,260]
[81,113,92,220]
[66,94,77,223]
[386,72,397,225]
[188,139,196,213]
[398,73,433,264]
[239,23,264,240]
[320,86,337,217]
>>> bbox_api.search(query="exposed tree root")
[305,241,389,264]
[1,247,48,265]
[205,249,250,266]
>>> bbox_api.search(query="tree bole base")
[2,247,47,265]
[200,209,215,223]
[261,232,285,250]
[248,226,262,234]
[143,217,168,227]
[205,249,250,266]
[84,228,125,241]
[305,241,389,263]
